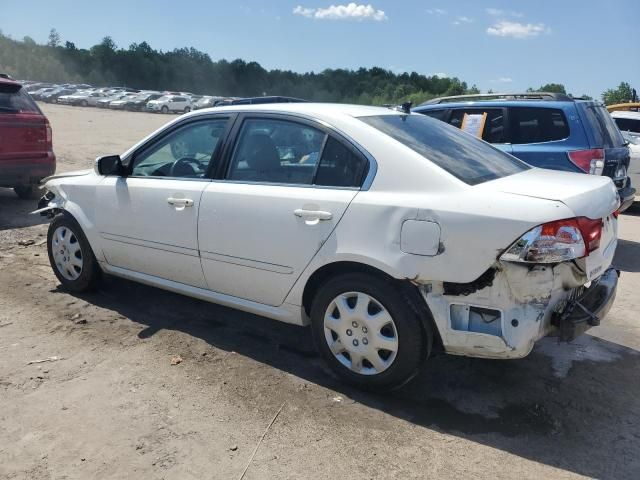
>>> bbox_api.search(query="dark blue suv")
[413,93,635,211]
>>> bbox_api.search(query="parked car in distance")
[0,77,55,198]
[192,96,225,110]
[108,93,140,110]
[31,87,57,100]
[96,93,129,109]
[146,95,192,113]
[216,96,307,106]
[611,110,640,140]
[123,92,163,111]
[41,87,77,104]
[413,93,635,212]
[37,103,619,390]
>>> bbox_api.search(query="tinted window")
[0,84,40,114]
[360,114,528,185]
[449,108,506,143]
[582,105,625,147]
[510,107,569,144]
[131,119,228,178]
[420,109,448,121]
[614,117,640,134]
[227,118,326,185]
[315,137,368,187]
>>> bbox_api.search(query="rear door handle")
[167,197,194,207]
[294,209,333,221]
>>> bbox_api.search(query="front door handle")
[294,209,333,221]
[167,197,194,207]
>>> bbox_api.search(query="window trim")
[216,112,374,190]
[123,113,237,181]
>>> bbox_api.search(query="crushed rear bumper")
[552,268,619,341]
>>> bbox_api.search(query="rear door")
[448,108,512,153]
[198,114,370,306]
[508,106,576,170]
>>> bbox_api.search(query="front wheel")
[47,213,101,292]
[161,106,169,114]
[310,273,431,391]
[183,106,191,113]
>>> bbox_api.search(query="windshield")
[359,114,529,185]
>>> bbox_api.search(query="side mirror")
[95,155,124,176]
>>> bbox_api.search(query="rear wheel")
[310,273,430,391]
[80,100,88,107]
[184,106,191,113]
[13,185,36,199]
[161,106,169,114]
[47,213,101,292]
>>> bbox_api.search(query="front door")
[198,116,370,306]
[96,117,230,288]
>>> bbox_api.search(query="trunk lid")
[480,168,619,219]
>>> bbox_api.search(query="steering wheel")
[169,157,200,177]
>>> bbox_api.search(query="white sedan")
[37,103,620,390]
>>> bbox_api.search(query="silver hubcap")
[51,226,83,281]
[324,292,398,375]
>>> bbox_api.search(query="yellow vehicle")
[606,102,640,112]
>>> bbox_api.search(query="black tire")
[310,273,431,391]
[47,212,101,292]
[184,106,191,113]
[13,185,37,199]
[161,106,169,114]
[80,100,88,107]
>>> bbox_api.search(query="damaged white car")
[36,103,620,390]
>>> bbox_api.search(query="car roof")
[611,110,640,119]
[0,77,22,87]
[193,102,402,121]
[414,99,590,110]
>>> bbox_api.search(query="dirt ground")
[1,103,639,480]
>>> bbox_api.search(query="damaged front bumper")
[552,267,619,342]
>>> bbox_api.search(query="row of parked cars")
[22,81,232,113]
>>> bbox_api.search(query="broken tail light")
[501,217,602,263]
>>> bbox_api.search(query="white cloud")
[487,21,550,39]
[486,8,524,18]
[491,77,513,83]
[426,8,447,15]
[293,3,387,21]
[452,16,474,25]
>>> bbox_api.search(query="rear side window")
[360,114,529,185]
[0,84,41,114]
[582,105,625,148]
[449,108,506,143]
[315,137,368,187]
[614,117,640,134]
[509,107,570,144]
[420,109,448,121]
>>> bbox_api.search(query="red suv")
[0,77,55,198]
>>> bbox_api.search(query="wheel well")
[301,261,444,351]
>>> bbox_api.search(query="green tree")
[527,83,566,94]
[47,28,60,48]
[601,82,634,105]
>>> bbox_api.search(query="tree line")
[0,30,477,105]
[0,29,634,106]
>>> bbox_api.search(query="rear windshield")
[359,114,529,185]
[582,104,625,147]
[0,84,41,114]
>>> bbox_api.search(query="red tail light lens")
[567,148,605,175]
[576,217,602,253]
[501,217,602,263]
[45,120,52,144]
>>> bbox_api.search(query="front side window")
[131,119,228,178]
[360,114,529,185]
[449,108,506,143]
[227,118,326,185]
[509,107,570,144]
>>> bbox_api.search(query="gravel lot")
[1,103,639,480]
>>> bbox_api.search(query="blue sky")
[1,0,638,98]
